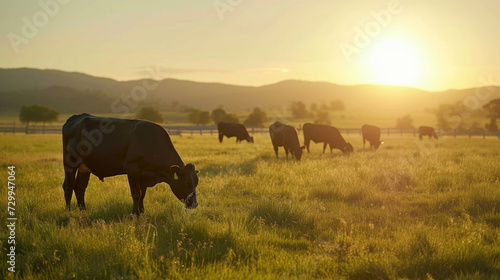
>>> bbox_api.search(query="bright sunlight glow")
[369,39,422,87]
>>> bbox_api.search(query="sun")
[369,39,422,86]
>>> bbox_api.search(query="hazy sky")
[1,0,499,91]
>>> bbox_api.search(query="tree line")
[15,98,500,131]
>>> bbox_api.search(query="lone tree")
[395,114,414,129]
[484,98,500,131]
[212,108,239,124]
[19,104,59,125]
[244,107,267,127]
[188,109,211,125]
[136,107,164,123]
[314,111,331,125]
[290,101,311,119]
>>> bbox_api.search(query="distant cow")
[269,122,305,160]
[362,124,383,150]
[218,122,254,143]
[62,113,199,215]
[303,123,354,154]
[419,126,438,140]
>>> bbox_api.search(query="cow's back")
[219,122,249,138]
[63,114,181,179]
[270,122,299,147]
[303,123,340,143]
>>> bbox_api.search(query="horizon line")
[1,66,498,93]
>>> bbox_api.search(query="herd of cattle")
[62,114,438,215]
[219,121,438,160]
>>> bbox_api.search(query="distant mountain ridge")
[0,68,498,114]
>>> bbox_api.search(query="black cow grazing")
[303,123,354,154]
[62,113,199,215]
[269,122,305,160]
[362,124,383,150]
[419,126,438,140]
[217,122,254,143]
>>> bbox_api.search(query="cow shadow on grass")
[56,200,133,226]
[201,157,260,177]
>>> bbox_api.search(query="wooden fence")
[0,123,499,139]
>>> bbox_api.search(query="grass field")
[1,133,500,279]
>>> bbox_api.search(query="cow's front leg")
[284,147,289,160]
[75,171,90,211]
[127,174,142,216]
[323,143,328,154]
[62,170,77,210]
[138,185,148,214]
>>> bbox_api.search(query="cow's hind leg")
[138,185,148,214]
[127,174,142,216]
[62,170,77,210]
[75,170,90,211]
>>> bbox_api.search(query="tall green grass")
[1,134,499,279]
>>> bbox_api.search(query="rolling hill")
[0,68,498,114]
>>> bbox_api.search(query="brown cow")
[269,122,305,160]
[362,124,383,150]
[303,123,354,154]
[419,126,438,140]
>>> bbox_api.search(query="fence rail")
[0,123,499,139]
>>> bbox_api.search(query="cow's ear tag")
[171,165,180,179]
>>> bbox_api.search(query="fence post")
[25,123,28,134]
[43,122,46,135]
[13,122,15,135]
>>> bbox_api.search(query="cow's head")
[170,164,199,209]
[248,136,254,143]
[374,140,384,149]
[292,146,306,160]
[343,143,354,154]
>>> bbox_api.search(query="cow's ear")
[170,165,180,175]
[195,169,200,174]
[301,146,306,150]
